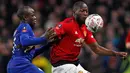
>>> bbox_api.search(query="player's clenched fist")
[115,52,128,58]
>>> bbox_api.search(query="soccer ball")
[85,14,103,33]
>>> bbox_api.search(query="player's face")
[75,4,88,24]
[26,8,36,25]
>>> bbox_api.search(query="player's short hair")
[17,6,32,20]
[73,1,88,12]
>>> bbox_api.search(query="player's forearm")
[22,37,47,46]
[95,45,116,56]
[20,34,48,46]
[89,42,117,56]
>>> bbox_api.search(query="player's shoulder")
[60,17,74,25]
[17,22,30,33]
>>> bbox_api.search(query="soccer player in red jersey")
[51,1,128,73]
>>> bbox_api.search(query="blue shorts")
[7,57,44,73]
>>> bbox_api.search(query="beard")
[75,16,85,26]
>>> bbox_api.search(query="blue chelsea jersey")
[7,22,50,73]
[12,22,48,61]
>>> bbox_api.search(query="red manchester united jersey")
[50,17,96,64]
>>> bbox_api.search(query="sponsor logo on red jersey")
[74,38,84,47]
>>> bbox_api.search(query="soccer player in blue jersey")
[7,6,56,73]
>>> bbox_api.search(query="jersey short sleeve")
[85,30,96,44]
[54,17,74,38]
[54,23,65,38]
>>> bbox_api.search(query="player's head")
[17,6,36,25]
[73,1,88,25]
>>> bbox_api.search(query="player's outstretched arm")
[33,28,57,57]
[20,28,56,47]
[20,34,47,46]
[88,42,128,58]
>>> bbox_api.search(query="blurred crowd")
[0,0,130,73]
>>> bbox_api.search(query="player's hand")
[115,52,128,59]
[42,27,57,42]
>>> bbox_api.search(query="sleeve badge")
[22,27,27,32]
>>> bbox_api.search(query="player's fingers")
[50,29,55,34]
[46,27,51,31]
[46,27,53,33]
[48,33,58,41]
[48,38,56,43]
[50,30,57,36]
[48,27,53,30]
[123,52,128,57]
[49,29,54,34]
[49,33,57,39]
[121,52,128,60]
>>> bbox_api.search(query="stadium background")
[0,0,130,73]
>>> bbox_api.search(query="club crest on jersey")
[22,27,27,32]
[56,24,62,29]
[58,24,62,28]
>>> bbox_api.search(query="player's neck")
[21,20,28,24]
[76,19,84,27]
[30,24,34,29]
